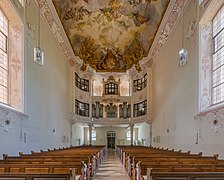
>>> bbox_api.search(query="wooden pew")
[150,172,224,180]
[116,145,224,180]
[0,145,106,180]
[0,173,70,180]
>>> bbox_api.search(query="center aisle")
[94,149,130,180]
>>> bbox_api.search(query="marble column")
[130,124,134,146]
[89,124,93,145]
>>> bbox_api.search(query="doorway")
[107,131,116,149]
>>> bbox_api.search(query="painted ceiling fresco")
[52,0,170,72]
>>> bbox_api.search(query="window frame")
[105,82,118,95]
[133,73,147,92]
[133,100,147,117]
[75,73,89,92]
[0,0,24,112]
[126,130,131,141]
[87,130,96,141]
[198,0,224,113]
[75,99,89,117]
[0,8,9,105]
[211,5,224,105]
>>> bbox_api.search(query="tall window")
[0,2,23,111]
[75,73,89,92]
[126,130,136,141]
[105,82,118,95]
[126,130,131,141]
[75,99,89,117]
[133,100,147,117]
[87,130,96,141]
[0,9,8,104]
[212,5,224,105]
[133,74,147,92]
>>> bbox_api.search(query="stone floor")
[94,149,130,180]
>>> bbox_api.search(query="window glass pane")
[0,9,8,104]
[133,74,147,92]
[133,100,147,117]
[75,99,89,117]
[75,73,89,92]
[127,130,131,141]
[212,6,224,105]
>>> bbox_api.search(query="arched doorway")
[107,131,116,149]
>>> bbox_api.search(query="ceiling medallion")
[53,0,170,72]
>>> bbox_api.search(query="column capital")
[129,123,135,127]
[88,123,93,127]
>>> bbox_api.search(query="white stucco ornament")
[186,21,196,39]
[209,119,223,133]
[0,116,12,132]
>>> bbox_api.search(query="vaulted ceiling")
[52,0,170,72]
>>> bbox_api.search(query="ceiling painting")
[52,0,170,72]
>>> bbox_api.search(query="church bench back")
[0,173,70,180]
[150,172,224,180]
[116,145,224,180]
[0,145,106,180]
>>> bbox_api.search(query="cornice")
[36,0,189,78]
[129,0,190,77]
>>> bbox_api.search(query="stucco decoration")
[195,107,224,134]
[133,114,148,123]
[34,0,190,77]
[71,114,91,124]
[0,105,28,132]
[52,0,170,72]
[10,25,23,110]
[185,20,197,39]
[129,0,189,76]
[34,0,78,67]
[199,22,212,111]
[0,0,24,111]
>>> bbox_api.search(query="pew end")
[3,154,8,160]
[213,154,219,160]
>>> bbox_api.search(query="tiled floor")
[94,149,130,180]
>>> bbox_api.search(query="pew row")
[0,145,106,180]
[116,145,224,180]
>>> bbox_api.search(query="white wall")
[152,0,198,152]
[151,0,224,158]
[0,0,71,157]
[72,123,84,146]
[137,122,151,146]
[84,127,135,147]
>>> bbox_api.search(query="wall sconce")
[34,46,44,65]
[179,48,188,67]
[179,9,188,67]
[34,4,44,65]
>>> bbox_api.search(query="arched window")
[105,82,118,95]
[133,73,147,92]
[0,2,24,111]
[133,100,147,117]
[87,130,96,141]
[126,129,135,141]
[0,10,9,104]
[75,99,89,117]
[75,73,89,92]
[126,130,131,141]
[212,5,224,105]
[199,1,224,112]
